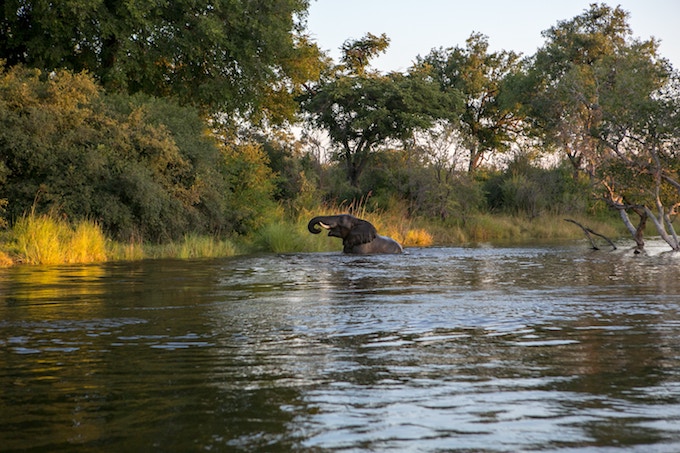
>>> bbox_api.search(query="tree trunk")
[618,207,645,250]
[644,206,680,251]
[344,140,371,188]
[468,145,483,173]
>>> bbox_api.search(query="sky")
[305,0,680,73]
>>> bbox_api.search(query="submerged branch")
[564,219,617,250]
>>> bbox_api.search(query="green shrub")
[0,65,269,243]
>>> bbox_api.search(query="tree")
[527,3,632,177]
[0,0,320,121]
[300,34,460,188]
[527,3,680,251]
[417,33,525,172]
[595,52,680,250]
[340,32,390,76]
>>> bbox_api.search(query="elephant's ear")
[345,218,378,246]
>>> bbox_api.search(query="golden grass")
[13,213,71,265]
[11,213,109,265]
[0,250,14,267]
[67,220,108,263]
[387,227,434,247]
[404,228,434,247]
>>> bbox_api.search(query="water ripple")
[1,244,680,451]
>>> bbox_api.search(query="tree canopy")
[417,33,525,172]
[0,0,321,121]
[525,3,680,249]
[301,34,461,187]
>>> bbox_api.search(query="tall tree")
[300,34,460,187]
[417,33,524,172]
[595,49,680,250]
[0,0,320,121]
[528,3,632,176]
[527,3,679,251]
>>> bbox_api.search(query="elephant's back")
[348,235,403,254]
[378,235,404,253]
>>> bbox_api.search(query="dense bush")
[0,65,277,242]
[482,157,594,218]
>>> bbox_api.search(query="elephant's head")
[307,214,403,254]
[308,214,377,247]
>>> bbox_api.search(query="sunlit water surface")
[1,242,680,452]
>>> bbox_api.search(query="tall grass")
[446,213,624,244]
[5,211,241,266]
[254,221,339,253]
[67,220,108,263]
[107,239,145,262]
[304,196,625,248]
[145,234,238,260]
[12,213,108,265]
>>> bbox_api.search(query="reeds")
[107,239,145,262]
[0,250,13,267]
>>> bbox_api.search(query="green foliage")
[0,65,283,243]
[417,33,525,172]
[482,156,594,218]
[255,132,320,213]
[356,148,486,223]
[0,0,319,121]
[221,141,278,234]
[500,174,544,218]
[301,66,460,186]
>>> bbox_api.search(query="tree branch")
[564,218,617,250]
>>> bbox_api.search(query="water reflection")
[1,244,680,451]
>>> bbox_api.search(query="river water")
[1,242,680,452]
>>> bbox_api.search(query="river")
[1,242,680,452]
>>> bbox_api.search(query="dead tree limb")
[564,219,617,250]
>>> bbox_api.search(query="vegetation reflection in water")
[1,243,680,452]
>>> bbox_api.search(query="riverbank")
[0,211,624,267]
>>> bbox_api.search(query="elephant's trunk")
[308,216,333,234]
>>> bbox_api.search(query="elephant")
[308,214,403,254]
